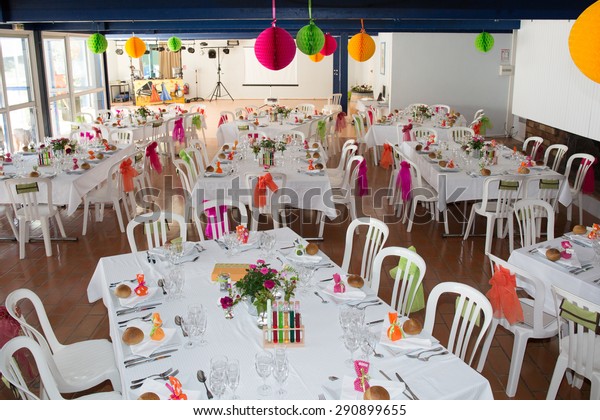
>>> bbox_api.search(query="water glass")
[211,355,229,374]
[255,351,274,396]
[273,358,289,398]
[181,318,199,349]
[223,232,239,257]
[259,231,276,257]
[209,369,227,400]
[226,359,240,400]
[359,327,378,361]
[343,327,360,367]
[168,266,185,300]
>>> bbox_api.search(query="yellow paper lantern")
[309,52,324,62]
[348,20,375,62]
[569,1,600,84]
[125,36,146,59]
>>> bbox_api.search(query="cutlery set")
[125,353,173,368]
[570,264,594,275]
[125,348,179,368]
[378,370,419,400]
[129,367,180,389]
[406,346,449,361]
[116,303,162,316]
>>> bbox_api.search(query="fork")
[117,313,153,325]
[130,369,179,389]
[406,346,443,359]
[130,368,175,385]
[419,351,449,361]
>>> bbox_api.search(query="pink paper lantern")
[254,27,297,71]
[320,33,337,56]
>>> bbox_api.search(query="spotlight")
[181,46,186,50]
[188,47,195,53]
[200,42,208,46]
[158,46,165,52]
[208,49,216,59]
[116,48,123,55]
[144,50,150,55]
[223,48,230,55]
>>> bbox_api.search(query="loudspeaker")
[208,49,216,59]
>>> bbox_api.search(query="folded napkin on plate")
[537,247,582,268]
[285,253,323,265]
[148,242,200,263]
[379,325,437,351]
[563,233,593,247]
[125,320,178,358]
[320,282,366,302]
[326,376,406,400]
[118,287,159,308]
[133,377,202,400]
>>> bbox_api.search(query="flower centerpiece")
[274,105,292,119]
[235,260,282,325]
[445,110,461,127]
[252,137,279,166]
[412,105,432,123]
[464,134,485,159]
[351,84,373,93]
[49,138,76,154]
[135,106,152,120]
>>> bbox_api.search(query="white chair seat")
[327,171,344,188]
[53,340,119,387]
[14,204,57,219]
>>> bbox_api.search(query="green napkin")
[317,120,327,141]
[192,115,202,129]
[499,180,519,190]
[560,299,600,333]
[179,149,197,179]
[389,246,425,313]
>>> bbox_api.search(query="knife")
[125,354,172,368]
[367,319,384,325]
[319,277,334,282]
[395,372,419,400]
[116,304,161,316]
[124,348,179,366]
[378,370,392,381]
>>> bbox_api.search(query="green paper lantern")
[87,33,108,54]
[167,37,182,52]
[296,22,325,56]
[475,32,494,53]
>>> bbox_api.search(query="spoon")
[197,370,213,399]
[157,279,167,295]
[314,291,329,303]
[368,342,384,358]
[174,315,188,337]
[328,376,339,381]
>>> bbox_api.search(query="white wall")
[512,20,600,141]
[374,32,512,136]
[105,39,333,100]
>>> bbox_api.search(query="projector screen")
[243,46,298,86]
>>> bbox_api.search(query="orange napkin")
[486,264,523,325]
[119,158,138,192]
[380,144,393,169]
[253,173,278,207]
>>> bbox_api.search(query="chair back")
[187,139,210,172]
[96,109,112,121]
[480,175,523,218]
[234,108,247,119]
[543,144,568,172]
[193,198,249,241]
[524,174,564,211]
[564,153,595,193]
[431,104,450,115]
[74,112,94,124]
[371,246,426,316]
[523,136,544,158]
[6,177,53,221]
[423,281,493,367]
[245,172,287,228]
[173,159,195,194]
[473,109,485,121]
[412,127,438,142]
[219,111,235,124]
[552,285,600,383]
[297,103,315,114]
[335,143,358,172]
[341,217,389,287]
[110,129,133,145]
[512,199,555,249]
[448,127,475,144]
[329,93,342,105]
[352,114,366,142]
[126,211,187,253]
[279,130,306,146]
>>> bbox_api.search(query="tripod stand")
[209,48,234,102]
[187,69,204,102]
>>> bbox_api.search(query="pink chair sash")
[217,115,227,127]
[336,112,347,133]
[397,161,412,202]
[583,158,597,194]
[203,200,228,239]
[0,306,33,377]
[357,159,369,197]
[402,124,413,142]
[172,118,185,144]
[366,109,374,125]
[145,141,163,174]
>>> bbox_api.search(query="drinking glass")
[168,266,185,300]
[255,351,274,396]
[196,309,208,346]
[359,327,378,361]
[592,239,600,263]
[211,355,229,374]
[274,346,288,365]
[259,231,275,257]
[343,326,360,367]
[209,369,227,400]
[226,359,240,400]
[273,358,289,398]
[181,318,199,349]
[223,232,239,257]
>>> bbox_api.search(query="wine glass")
[181,317,199,349]
[211,355,229,374]
[196,308,208,346]
[259,231,276,258]
[343,325,361,367]
[273,358,289,398]
[359,327,378,361]
[226,359,240,400]
[209,368,227,400]
[168,267,185,300]
[255,350,273,396]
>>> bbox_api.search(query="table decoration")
[333,273,346,293]
[353,360,371,392]
[464,134,484,158]
[412,105,432,124]
[134,273,148,297]
[236,225,249,244]
[386,312,403,341]
[211,263,251,281]
[264,300,304,347]
[150,313,165,341]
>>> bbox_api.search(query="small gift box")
[561,240,573,259]
[236,225,249,244]
[333,273,346,294]
[353,360,370,392]
[166,376,188,400]
[150,313,165,341]
[215,161,223,174]
[134,273,148,296]
[387,312,403,341]
[307,159,315,171]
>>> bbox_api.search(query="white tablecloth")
[508,238,600,315]
[365,120,457,150]
[87,227,493,400]
[0,145,135,215]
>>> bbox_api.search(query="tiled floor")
[0,100,592,400]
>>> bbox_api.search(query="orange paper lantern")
[125,36,146,59]
[569,1,600,84]
[309,52,324,62]
[348,20,375,62]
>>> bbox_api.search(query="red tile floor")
[0,126,592,400]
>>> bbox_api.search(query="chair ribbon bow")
[166,376,188,400]
[317,120,327,141]
[380,143,394,169]
[119,158,138,193]
[402,124,413,142]
[582,158,597,195]
[333,273,346,294]
[423,139,434,151]
[386,312,402,341]
[203,199,228,240]
[145,141,162,174]
[218,115,227,127]
[335,112,347,132]
[192,115,202,129]
[254,173,278,208]
[485,264,523,325]
[0,305,34,377]
[397,161,412,202]
[172,118,185,144]
[366,109,374,125]
[357,159,368,197]
[179,149,197,179]
[353,360,371,392]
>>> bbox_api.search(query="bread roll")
[138,392,160,400]
[29,171,39,178]
[347,274,364,288]
[218,153,226,160]
[573,225,587,235]
[312,143,319,149]
[122,327,144,345]
[313,152,320,159]
[114,284,132,298]
[428,152,437,159]
[364,386,390,400]
[480,168,491,176]
[222,144,230,150]
[415,144,423,151]
[403,318,423,335]
[96,153,104,160]
[206,165,214,172]
[438,160,447,168]
[546,248,561,262]
[305,243,319,255]
[517,166,530,174]
[315,163,324,170]
[81,162,91,170]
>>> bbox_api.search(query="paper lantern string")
[308,0,313,20]
[272,0,277,26]
[360,18,366,33]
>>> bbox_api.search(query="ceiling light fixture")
[188,47,195,53]
[116,48,124,55]
[227,40,239,46]
[223,48,230,54]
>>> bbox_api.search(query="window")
[0,31,41,152]
[43,33,106,137]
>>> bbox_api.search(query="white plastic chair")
[522,136,544,159]
[0,336,122,400]
[423,281,493,368]
[524,174,564,213]
[473,109,485,121]
[96,109,112,121]
[547,286,600,400]
[448,127,475,144]
[279,130,306,146]
[463,175,523,256]
[329,93,342,106]
[339,217,389,288]
[193,198,249,241]
[371,246,426,316]
[543,144,568,172]
[74,112,94,124]
[245,172,287,231]
[110,129,133,145]
[219,111,235,125]
[412,127,438,143]
[478,253,558,397]
[297,103,316,115]
[327,142,358,189]
[352,113,372,162]
[431,104,450,115]
[5,177,67,259]
[126,211,187,253]
[564,153,595,225]
[188,137,210,171]
[508,199,555,253]
[4,289,121,394]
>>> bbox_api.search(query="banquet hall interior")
[0,0,599,402]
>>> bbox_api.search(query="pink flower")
[260,267,269,275]
[249,264,256,270]
[256,259,265,265]
[220,296,234,309]
[269,268,277,274]
[263,280,275,290]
